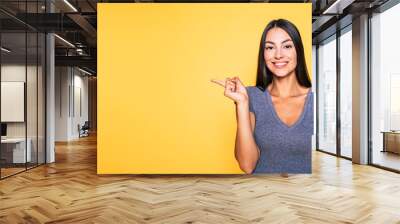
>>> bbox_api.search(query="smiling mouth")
[272,61,288,68]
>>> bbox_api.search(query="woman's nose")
[274,47,283,59]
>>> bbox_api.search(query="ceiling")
[0,0,393,75]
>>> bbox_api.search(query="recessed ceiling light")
[77,67,93,76]
[322,0,355,15]
[54,34,75,48]
[63,0,78,12]
[1,47,11,53]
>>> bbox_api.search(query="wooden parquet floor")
[1,134,400,224]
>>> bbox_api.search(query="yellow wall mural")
[98,3,312,174]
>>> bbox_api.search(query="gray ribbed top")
[245,86,314,174]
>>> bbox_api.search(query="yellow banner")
[98,3,312,174]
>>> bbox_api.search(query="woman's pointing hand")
[211,77,248,105]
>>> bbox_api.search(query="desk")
[381,131,400,154]
[1,138,31,163]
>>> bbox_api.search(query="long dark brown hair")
[256,19,311,91]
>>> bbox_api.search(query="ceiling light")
[322,0,355,15]
[54,34,75,48]
[63,0,78,12]
[78,67,93,76]
[1,47,11,53]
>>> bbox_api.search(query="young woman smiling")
[212,19,313,174]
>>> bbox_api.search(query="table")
[381,131,400,154]
[1,138,32,163]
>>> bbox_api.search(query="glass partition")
[27,30,38,169]
[371,3,400,171]
[1,30,28,177]
[0,1,46,179]
[317,35,337,155]
[339,26,352,158]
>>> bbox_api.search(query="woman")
[211,19,313,174]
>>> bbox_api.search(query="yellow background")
[98,3,312,174]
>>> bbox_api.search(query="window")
[317,35,337,154]
[339,27,352,158]
[371,3,400,171]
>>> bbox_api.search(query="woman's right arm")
[210,76,260,174]
[234,101,260,174]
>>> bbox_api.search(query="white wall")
[72,72,89,138]
[55,67,89,141]
[55,66,70,141]
[1,65,39,137]
[1,65,28,141]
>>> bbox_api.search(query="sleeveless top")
[245,86,314,174]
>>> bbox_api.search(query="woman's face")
[264,27,297,78]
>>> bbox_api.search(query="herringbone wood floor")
[1,134,400,224]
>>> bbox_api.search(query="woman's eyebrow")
[265,39,293,45]
[281,39,293,44]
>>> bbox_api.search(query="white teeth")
[274,62,287,66]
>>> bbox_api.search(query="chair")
[79,121,90,138]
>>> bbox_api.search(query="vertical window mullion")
[25,0,28,171]
[337,28,341,157]
[316,45,320,151]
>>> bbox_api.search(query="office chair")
[79,121,90,138]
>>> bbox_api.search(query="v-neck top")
[246,86,314,174]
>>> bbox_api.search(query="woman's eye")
[265,46,274,50]
[284,45,293,49]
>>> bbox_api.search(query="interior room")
[0,0,399,223]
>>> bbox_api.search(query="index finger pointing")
[210,79,226,87]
